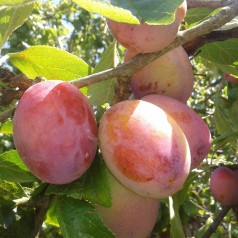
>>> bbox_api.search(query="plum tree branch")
[70,2,238,89]
[187,0,234,9]
[183,26,238,56]
[202,206,232,238]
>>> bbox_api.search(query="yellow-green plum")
[125,46,194,103]
[13,80,98,184]
[95,173,159,238]
[142,94,211,169]
[106,1,187,54]
[210,167,238,206]
[98,100,191,199]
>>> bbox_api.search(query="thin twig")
[0,104,16,123]
[202,206,232,238]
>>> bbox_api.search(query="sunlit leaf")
[8,46,91,80]
[73,0,183,24]
[0,0,35,7]
[169,195,186,238]
[0,3,33,50]
[0,120,13,134]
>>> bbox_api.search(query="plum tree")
[13,80,98,184]
[98,99,191,199]
[142,94,211,169]
[210,167,238,206]
[125,46,194,102]
[95,172,160,238]
[106,0,187,54]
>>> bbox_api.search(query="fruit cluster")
[13,2,216,237]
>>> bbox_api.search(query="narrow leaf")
[88,42,118,116]
[169,195,186,238]
[8,46,91,80]
[0,150,37,183]
[0,3,33,50]
[73,0,183,24]
[56,196,115,238]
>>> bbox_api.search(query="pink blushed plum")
[142,94,211,169]
[210,167,238,206]
[95,173,159,238]
[13,80,98,184]
[125,46,194,103]
[98,100,191,199]
[106,1,187,54]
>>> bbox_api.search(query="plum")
[98,99,191,199]
[106,0,187,54]
[95,173,159,238]
[210,167,238,206]
[125,46,194,102]
[142,94,211,169]
[224,73,238,83]
[13,80,98,184]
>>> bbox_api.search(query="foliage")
[0,0,238,237]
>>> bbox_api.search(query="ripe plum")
[98,99,191,198]
[13,80,98,184]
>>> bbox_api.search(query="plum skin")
[13,80,98,184]
[98,99,191,199]
[142,94,211,169]
[125,46,194,102]
[210,167,238,206]
[106,0,187,54]
[95,173,159,238]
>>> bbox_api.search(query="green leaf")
[0,120,13,134]
[45,198,60,227]
[88,42,118,117]
[214,88,238,150]
[199,39,238,66]
[169,195,186,238]
[56,196,115,238]
[46,155,111,207]
[0,0,35,7]
[176,172,197,205]
[0,3,33,50]
[212,131,238,152]
[8,46,91,80]
[0,180,26,203]
[215,94,238,134]
[0,150,37,183]
[185,8,213,27]
[73,0,183,24]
